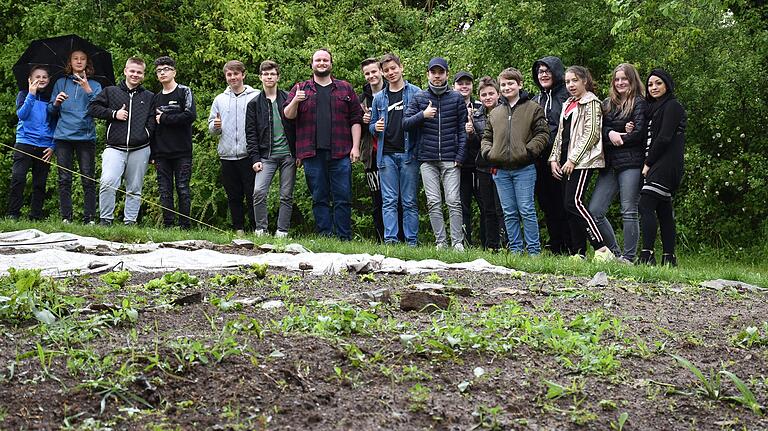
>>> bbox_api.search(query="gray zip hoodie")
[207,85,260,160]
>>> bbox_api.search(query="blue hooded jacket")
[47,75,102,142]
[16,91,55,148]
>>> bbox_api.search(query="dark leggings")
[563,169,604,252]
[639,192,676,254]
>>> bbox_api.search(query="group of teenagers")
[9,48,686,266]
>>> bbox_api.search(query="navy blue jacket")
[402,88,467,163]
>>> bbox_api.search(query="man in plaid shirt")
[284,48,363,240]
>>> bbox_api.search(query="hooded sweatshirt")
[531,57,569,157]
[208,85,260,160]
[16,91,55,148]
[47,75,102,142]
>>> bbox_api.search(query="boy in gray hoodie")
[208,60,260,234]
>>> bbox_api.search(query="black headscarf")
[646,68,675,117]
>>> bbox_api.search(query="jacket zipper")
[267,97,273,159]
[437,95,442,159]
[126,92,134,150]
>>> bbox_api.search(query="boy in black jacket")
[150,56,196,228]
[89,57,155,226]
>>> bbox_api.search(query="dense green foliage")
[1,0,766,247]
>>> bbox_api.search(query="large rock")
[587,271,609,287]
[351,288,393,304]
[410,282,472,297]
[232,239,254,249]
[400,290,450,312]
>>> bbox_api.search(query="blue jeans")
[302,149,352,240]
[493,164,540,254]
[99,147,150,223]
[588,167,642,260]
[379,152,420,245]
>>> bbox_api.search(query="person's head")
[259,60,280,89]
[564,66,595,98]
[536,62,553,90]
[360,58,382,88]
[427,57,448,87]
[607,63,644,116]
[647,69,675,101]
[312,49,333,78]
[28,65,50,91]
[477,76,499,110]
[453,71,474,99]
[154,56,177,84]
[498,68,523,102]
[380,53,404,85]
[123,57,146,89]
[65,50,94,76]
[223,60,246,90]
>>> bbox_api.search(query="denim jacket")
[368,81,421,168]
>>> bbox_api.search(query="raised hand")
[213,112,222,130]
[116,104,128,121]
[362,104,371,124]
[293,84,306,102]
[54,92,69,106]
[423,100,437,119]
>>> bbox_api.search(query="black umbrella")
[12,34,115,91]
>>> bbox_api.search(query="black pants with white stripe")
[563,169,605,253]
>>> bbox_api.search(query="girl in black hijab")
[638,69,687,266]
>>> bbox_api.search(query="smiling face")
[29,68,50,90]
[312,50,332,78]
[565,71,586,98]
[454,77,473,99]
[70,50,88,75]
[428,66,447,86]
[225,69,245,91]
[537,64,553,90]
[478,85,499,110]
[499,77,521,102]
[124,61,146,89]
[613,69,629,97]
[362,63,382,87]
[647,75,668,99]
[381,60,403,85]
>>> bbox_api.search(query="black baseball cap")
[427,57,448,71]
[453,71,473,83]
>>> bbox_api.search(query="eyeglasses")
[538,69,551,76]
[156,67,175,75]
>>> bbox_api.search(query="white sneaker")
[235,229,246,237]
[275,230,288,238]
[436,242,448,250]
[453,243,465,252]
[254,229,267,237]
[593,248,616,262]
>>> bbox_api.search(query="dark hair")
[259,60,280,75]
[154,56,176,68]
[497,67,523,84]
[223,60,246,74]
[565,65,595,93]
[477,76,499,93]
[360,58,380,70]
[379,53,402,68]
[64,50,95,76]
[28,64,50,77]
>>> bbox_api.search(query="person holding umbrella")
[6,65,56,221]
[47,49,102,224]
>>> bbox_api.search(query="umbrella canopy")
[12,34,115,92]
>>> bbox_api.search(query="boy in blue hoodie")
[7,66,56,220]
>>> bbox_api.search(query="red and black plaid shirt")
[284,78,363,160]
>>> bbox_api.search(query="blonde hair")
[64,50,95,76]
[605,63,645,118]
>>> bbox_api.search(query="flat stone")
[490,286,527,295]
[587,271,609,287]
[87,260,109,269]
[261,300,285,309]
[700,279,765,292]
[400,290,450,312]
[259,243,276,252]
[285,243,310,254]
[232,239,254,249]
[410,282,471,297]
[351,288,393,303]
[347,260,381,274]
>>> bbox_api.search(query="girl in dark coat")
[588,63,648,263]
[638,69,687,266]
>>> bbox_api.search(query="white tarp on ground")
[0,229,521,277]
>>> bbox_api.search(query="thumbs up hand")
[116,104,128,121]
[424,100,437,119]
[362,104,372,124]
[213,111,222,130]
[294,84,306,102]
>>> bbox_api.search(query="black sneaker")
[99,218,113,226]
[661,253,677,267]
[638,249,656,265]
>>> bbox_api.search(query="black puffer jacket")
[601,96,648,170]
[402,88,467,163]
[88,81,155,151]
[245,90,296,163]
